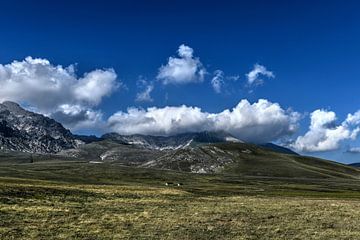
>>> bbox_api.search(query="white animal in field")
[165,182,183,186]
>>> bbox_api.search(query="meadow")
[1,162,360,239]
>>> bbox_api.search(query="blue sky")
[1,0,360,163]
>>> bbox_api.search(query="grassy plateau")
[1,158,360,239]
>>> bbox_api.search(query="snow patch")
[225,136,242,142]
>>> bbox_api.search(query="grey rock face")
[0,101,79,153]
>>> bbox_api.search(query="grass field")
[1,162,360,239]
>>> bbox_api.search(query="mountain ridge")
[0,101,79,153]
[349,162,360,168]
[0,101,298,156]
[101,131,242,150]
[2,100,357,180]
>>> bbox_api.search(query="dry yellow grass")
[1,178,360,239]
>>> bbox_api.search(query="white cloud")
[345,110,360,125]
[227,75,240,81]
[178,44,194,58]
[135,78,154,102]
[157,44,206,85]
[73,69,118,105]
[211,71,241,94]
[246,64,274,86]
[211,70,224,93]
[136,85,154,103]
[347,147,360,153]
[0,56,119,130]
[51,104,104,131]
[108,99,299,143]
[291,109,360,152]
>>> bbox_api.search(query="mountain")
[2,101,357,179]
[349,162,360,168]
[259,143,299,155]
[0,100,295,156]
[58,139,360,178]
[101,132,300,155]
[0,101,79,153]
[101,131,242,150]
[73,134,103,144]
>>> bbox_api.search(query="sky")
[1,0,360,163]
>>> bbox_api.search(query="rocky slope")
[58,139,360,178]
[0,101,79,153]
[101,131,242,150]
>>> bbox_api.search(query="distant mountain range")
[0,101,296,155]
[2,101,359,178]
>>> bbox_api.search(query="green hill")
[55,140,360,179]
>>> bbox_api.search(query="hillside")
[101,131,242,150]
[58,140,360,179]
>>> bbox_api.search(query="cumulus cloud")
[291,109,360,152]
[211,70,224,93]
[73,69,118,105]
[157,44,206,85]
[0,56,119,130]
[108,99,299,143]
[246,64,274,86]
[345,110,360,125]
[135,77,154,102]
[51,104,104,131]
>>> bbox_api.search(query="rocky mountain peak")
[0,101,80,153]
[0,101,29,115]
